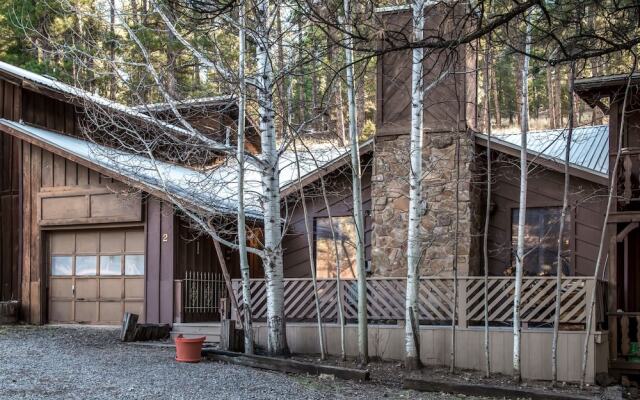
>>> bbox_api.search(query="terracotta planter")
[174,334,206,363]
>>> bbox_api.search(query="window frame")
[510,206,573,276]
[313,215,359,279]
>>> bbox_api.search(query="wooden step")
[171,332,220,343]
[171,323,221,343]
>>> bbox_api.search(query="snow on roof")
[132,95,235,113]
[477,125,609,178]
[0,119,352,219]
[0,61,194,137]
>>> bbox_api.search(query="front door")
[48,229,145,324]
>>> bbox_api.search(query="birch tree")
[404,0,426,370]
[236,0,254,355]
[512,13,531,383]
[254,0,288,355]
[342,0,368,364]
[482,35,492,378]
[551,61,574,385]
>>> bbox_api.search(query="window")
[75,256,97,276]
[511,207,570,275]
[315,217,358,279]
[125,255,145,276]
[100,255,122,276]
[51,256,72,276]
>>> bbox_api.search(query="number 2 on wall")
[162,233,168,242]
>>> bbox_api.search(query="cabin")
[575,73,640,376]
[0,3,631,385]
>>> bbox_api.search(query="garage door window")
[125,255,144,275]
[51,256,72,276]
[75,256,97,275]
[100,255,122,275]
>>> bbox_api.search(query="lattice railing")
[231,276,602,327]
[465,277,590,324]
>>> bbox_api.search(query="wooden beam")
[616,222,639,242]
[210,232,244,331]
[203,349,370,381]
[403,377,594,400]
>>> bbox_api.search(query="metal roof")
[0,119,357,219]
[476,125,609,178]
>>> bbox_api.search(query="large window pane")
[125,255,145,276]
[511,207,570,275]
[75,256,97,276]
[100,255,122,276]
[51,256,72,276]
[315,217,357,279]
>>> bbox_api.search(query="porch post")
[211,237,244,330]
[457,278,468,328]
[173,279,183,323]
[608,234,618,362]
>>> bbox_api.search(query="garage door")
[48,229,145,324]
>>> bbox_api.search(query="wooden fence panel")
[230,277,598,326]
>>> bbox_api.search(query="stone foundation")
[370,131,481,277]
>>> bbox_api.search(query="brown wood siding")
[174,220,263,280]
[281,161,373,278]
[14,132,142,323]
[0,128,20,301]
[376,5,476,136]
[0,80,22,302]
[21,89,78,135]
[482,149,607,276]
[145,198,175,324]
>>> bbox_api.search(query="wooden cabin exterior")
[0,64,265,327]
[575,74,640,375]
[0,4,631,384]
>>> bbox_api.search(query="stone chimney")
[370,4,481,277]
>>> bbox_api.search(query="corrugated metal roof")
[476,125,609,177]
[0,119,355,218]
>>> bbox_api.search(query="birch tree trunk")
[512,15,531,383]
[405,0,425,370]
[237,0,254,355]
[580,63,636,387]
[343,0,368,365]
[551,61,575,385]
[292,138,326,360]
[450,136,460,373]
[256,0,287,356]
[482,37,492,378]
[109,0,116,100]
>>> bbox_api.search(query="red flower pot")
[175,334,206,363]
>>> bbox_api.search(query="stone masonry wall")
[370,131,481,277]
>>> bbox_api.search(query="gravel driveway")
[0,325,481,400]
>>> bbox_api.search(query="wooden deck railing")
[174,271,226,323]
[231,276,606,327]
[609,312,640,363]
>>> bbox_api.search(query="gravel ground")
[0,325,484,400]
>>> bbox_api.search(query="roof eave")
[475,133,608,186]
[0,120,263,222]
